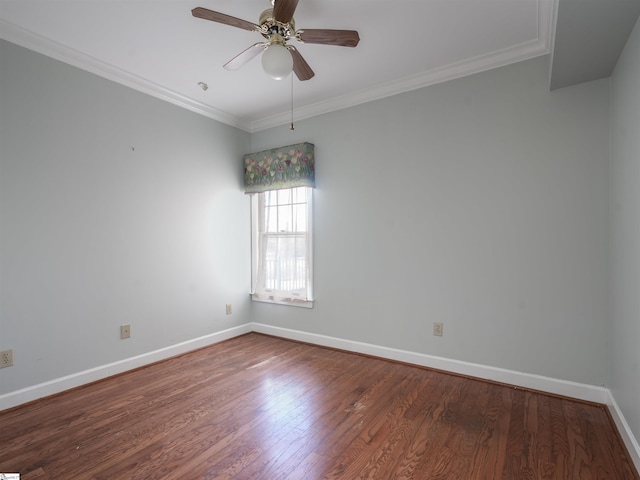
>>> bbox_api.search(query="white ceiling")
[0,0,553,132]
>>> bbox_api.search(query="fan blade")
[297,29,360,47]
[192,7,258,32]
[273,0,299,24]
[288,46,315,81]
[224,43,268,71]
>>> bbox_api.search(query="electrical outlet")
[225,304,232,315]
[0,349,14,368]
[120,324,131,339]
[433,322,443,337]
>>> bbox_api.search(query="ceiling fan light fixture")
[262,43,293,80]
[192,1,359,82]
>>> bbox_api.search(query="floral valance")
[243,142,315,193]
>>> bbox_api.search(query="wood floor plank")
[535,394,558,479]
[0,333,637,479]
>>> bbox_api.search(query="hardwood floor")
[0,333,637,479]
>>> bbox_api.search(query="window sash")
[257,232,307,296]
[251,187,313,307]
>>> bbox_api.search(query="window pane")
[293,204,306,232]
[265,205,278,232]
[262,234,306,292]
[278,205,292,232]
[277,189,291,205]
[292,187,307,204]
[265,190,277,206]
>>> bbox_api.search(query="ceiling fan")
[192,0,360,81]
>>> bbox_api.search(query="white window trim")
[250,188,314,308]
[250,293,314,309]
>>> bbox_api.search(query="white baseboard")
[607,391,640,473]
[0,323,609,409]
[252,323,610,403]
[0,324,253,411]
[2,321,638,472]
[252,323,640,469]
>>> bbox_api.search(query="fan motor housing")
[259,8,295,39]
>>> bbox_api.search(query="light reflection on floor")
[256,372,322,474]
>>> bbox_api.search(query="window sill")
[251,294,314,309]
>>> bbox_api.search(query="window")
[251,186,313,307]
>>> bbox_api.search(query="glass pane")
[278,205,292,232]
[260,234,306,292]
[293,204,306,232]
[292,187,307,204]
[261,235,277,290]
[264,190,277,207]
[265,205,278,233]
[277,189,291,205]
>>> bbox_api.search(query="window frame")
[250,186,314,308]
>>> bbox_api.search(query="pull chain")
[290,73,295,131]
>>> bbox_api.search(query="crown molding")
[0,19,252,132]
[1,0,553,135]
[250,39,550,132]
[250,0,554,132]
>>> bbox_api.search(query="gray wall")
[610,16,640,444]
[0,42,614,399]
[0,40,251,393]
[251,56,611,387]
